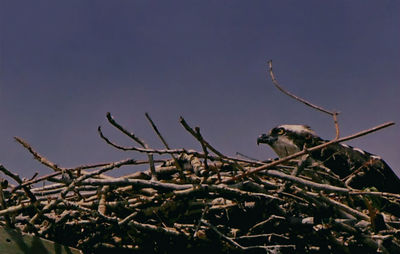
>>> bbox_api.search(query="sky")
[0,1,399,180]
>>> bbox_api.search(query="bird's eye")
[277,128,285,135]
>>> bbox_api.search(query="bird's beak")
[257,134,276,145]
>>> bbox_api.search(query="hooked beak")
[257,134,276,145]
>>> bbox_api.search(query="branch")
[180,117,246,174]
[267,60,336,116]
[14,137,63,172]
[267,60,340,139]
[180,117,226,158]
[145,112,184,180]
[106,112,157,181]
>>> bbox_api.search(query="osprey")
[257,124,400,194]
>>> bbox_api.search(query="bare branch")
[14,137,64,172]
[106,112,157,181]
[267,60,336,116]
[267,60,341,139]
[145,112,184,180]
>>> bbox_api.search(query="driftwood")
[0,62,399,253]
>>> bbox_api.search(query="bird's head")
[257,124,319,158]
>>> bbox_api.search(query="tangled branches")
[0,62,399,253]
[0,112,399,253]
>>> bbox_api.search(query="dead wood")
[0,63,398,253]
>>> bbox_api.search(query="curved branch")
[267,60,340,139]
[267,60,336,116]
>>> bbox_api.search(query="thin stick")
[267,60,340,139]
[195,127,222,183]
[180,117,225,158]
[267,60,335,116]
[106,112,146,147]
[145,112,184,180]
[194,204,209,238]
[106,112,157,180]
[14,137,63,172]
[201,219,245,250]
[180,117,246,173]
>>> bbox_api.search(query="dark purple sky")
[1,1,399,179]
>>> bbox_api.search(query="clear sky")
[1,1,399,179]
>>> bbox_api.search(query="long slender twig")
[106,112,157,180]
[14,137,64,172]
[180,117,226,158]
[267,60,340,139]
[145,112,184,180]
[201,219,296,252]
[180,117,246,174]
[267,60,336,116]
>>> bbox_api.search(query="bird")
[257,124,400,194]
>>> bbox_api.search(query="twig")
[145,112,184,180]
[106,112,146,147]
[194,127,223,183]
[248,215,285,234]
[267,60,340,139]
[106,112,157,181]
[180,117,246,174]
[201,219,245,250]
[127,220,187,237]
[14,137,63,172]
[194,204,209,238]
[180,117,225,158]
[118,212,138,226]
[267,60,335,116]
[201,220,295,252]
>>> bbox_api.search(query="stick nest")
[1,113,399,254]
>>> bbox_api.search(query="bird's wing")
[310,142,400,193]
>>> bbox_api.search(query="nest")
[0,113,399,254]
